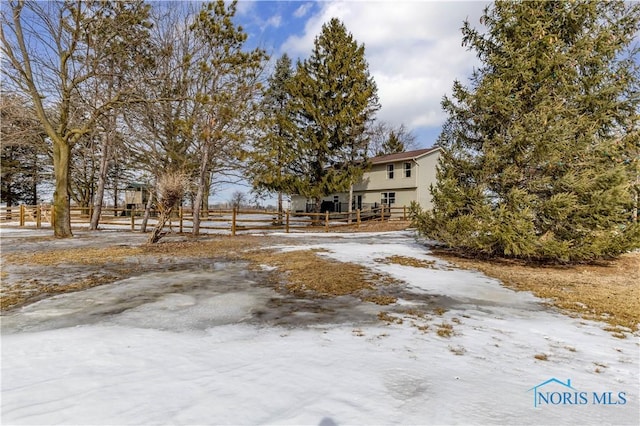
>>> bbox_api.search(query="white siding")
[415,151,440,210]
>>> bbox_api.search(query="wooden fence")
[0,204,411,235]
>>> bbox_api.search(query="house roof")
[370,146,440,165]
[125,183,149,190]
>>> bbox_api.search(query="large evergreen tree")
[0,93,49,207]
[413,0,640,262]
[286,18,380,213]
[249,53,297,217]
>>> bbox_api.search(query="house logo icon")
[528,378,628,407]
[527,378,577,408]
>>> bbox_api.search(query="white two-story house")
[290,146,441,214]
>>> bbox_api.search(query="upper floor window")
[387,164,394,179]
[404,162,411,178]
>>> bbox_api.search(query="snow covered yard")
[1,229,638,425]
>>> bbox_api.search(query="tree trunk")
[192,147,210,236]
[140,190,154,233]
[202,172,211,219]
[313,197,322,226]
[148,206,173,244]
[52,141,73,238]
[348,182,353,224]
[31,149,38,204]
[89,136,110,230]
[114,182,118,216]
[277,191,283,224]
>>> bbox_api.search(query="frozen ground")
[1,228,638,425]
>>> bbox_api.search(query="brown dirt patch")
[432,250,640,332]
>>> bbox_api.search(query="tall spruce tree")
[286,18,380,213]
[413,0,640,262]
[249,53,297,218]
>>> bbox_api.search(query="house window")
[404,162,411,178]
[381,192,396,205]
[387,164,394,179]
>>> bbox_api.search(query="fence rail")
[0,204,410,235]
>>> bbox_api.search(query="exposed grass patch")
[412,323,430,333]
[1,273,126,311]
[432,250,640,332]
[335,221,412,233]
[1,236,272,311]
[534,353,549,361]
[402,308,428,319]
[436,322,454,338]
[378,311,404,324]
[603,326,629,339]
[376,255,436,268]
[361,294,397,305]
[2,234,405,311]
[245,248,402,303]
[5,246,145,266]
[143,235,274,259]
[433,306,448,316]
[247,248,372,297]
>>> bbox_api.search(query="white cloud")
[280,1,489,141]
[233,0,256,17]
[293,3,313,19]
[263,14,282,30]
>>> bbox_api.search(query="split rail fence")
[0,204,411,235]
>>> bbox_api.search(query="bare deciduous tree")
[1,0,152,237]
[147,171,188,244]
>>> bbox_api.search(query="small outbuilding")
[124,183,150,213]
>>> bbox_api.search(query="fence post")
[381,206,385,222]
[325,211,329,232]
[356,209,360,228]
[403,205,407,221]
[50,205,55,227]
[286,210,290,233]
[19,205,25,227]
[131,208,135,231]
[231,207,237,236]
[36,205,42,228]
[179,206,183,234]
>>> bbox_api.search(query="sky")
[209,0,490,203]
[233,0,490,148]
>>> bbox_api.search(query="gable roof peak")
[370,146,440,165]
